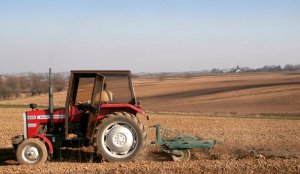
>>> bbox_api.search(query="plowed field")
[0,108,299,173]
[1,72,300,114]
[0,72,299,173]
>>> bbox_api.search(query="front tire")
[16,138,48,165]
[94,112,146,162]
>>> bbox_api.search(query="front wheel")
[16,138,48,165]
[94,112,147,162]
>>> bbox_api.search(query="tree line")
[1,64,300,99]
[0,73,67,100]
[211,64,300,73]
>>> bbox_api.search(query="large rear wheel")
[16,138,48,165]
[94,112,146,162]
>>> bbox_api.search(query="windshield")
[102,74,134,103]
[72,72,134,105]
[75,77,94,104]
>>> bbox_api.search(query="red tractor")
[12,70,147,165]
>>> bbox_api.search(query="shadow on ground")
[0,147,100,166]
[0,146,174,166]
[0,148,18,166]
[1,146,297,166]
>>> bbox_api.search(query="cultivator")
[151,124,218,161]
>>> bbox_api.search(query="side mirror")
[29,103,37,110]
[136,97,142,108]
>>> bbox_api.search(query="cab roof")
[70,70,131,76]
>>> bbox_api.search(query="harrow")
[151,124,218,161]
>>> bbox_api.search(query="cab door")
[86,74,104,141]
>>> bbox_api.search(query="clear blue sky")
[0,0,299,73]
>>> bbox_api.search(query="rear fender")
[100,104,146,115]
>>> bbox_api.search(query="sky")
[0,0,299,73]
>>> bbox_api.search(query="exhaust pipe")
[49,68,54,131]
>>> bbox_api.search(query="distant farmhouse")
[0,75,8,81]
[221,65,244,73]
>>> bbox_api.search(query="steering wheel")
[77,102,91,112]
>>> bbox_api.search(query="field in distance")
[1,72,300,115]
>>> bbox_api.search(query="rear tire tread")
[93,112,146,162]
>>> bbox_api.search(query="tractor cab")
[65,71,138,140]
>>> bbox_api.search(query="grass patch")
[0,104,34,108]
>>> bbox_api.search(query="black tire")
[16,138,48,165]
[12,135,24,150]
[94,112,147,162]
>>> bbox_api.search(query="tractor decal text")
[37,115,50,119]
[28,123,37,128]
[53,115,65,119]
[27,116,36,120]
[37,115,65,120]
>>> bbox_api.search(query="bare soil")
[0,108,299,173]
[136,72,300,114]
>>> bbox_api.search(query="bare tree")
[0,82,13,99]
[53,73,67,92]
[29,73,48,96]
[5,76,21,97]
[283,64,300,71]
